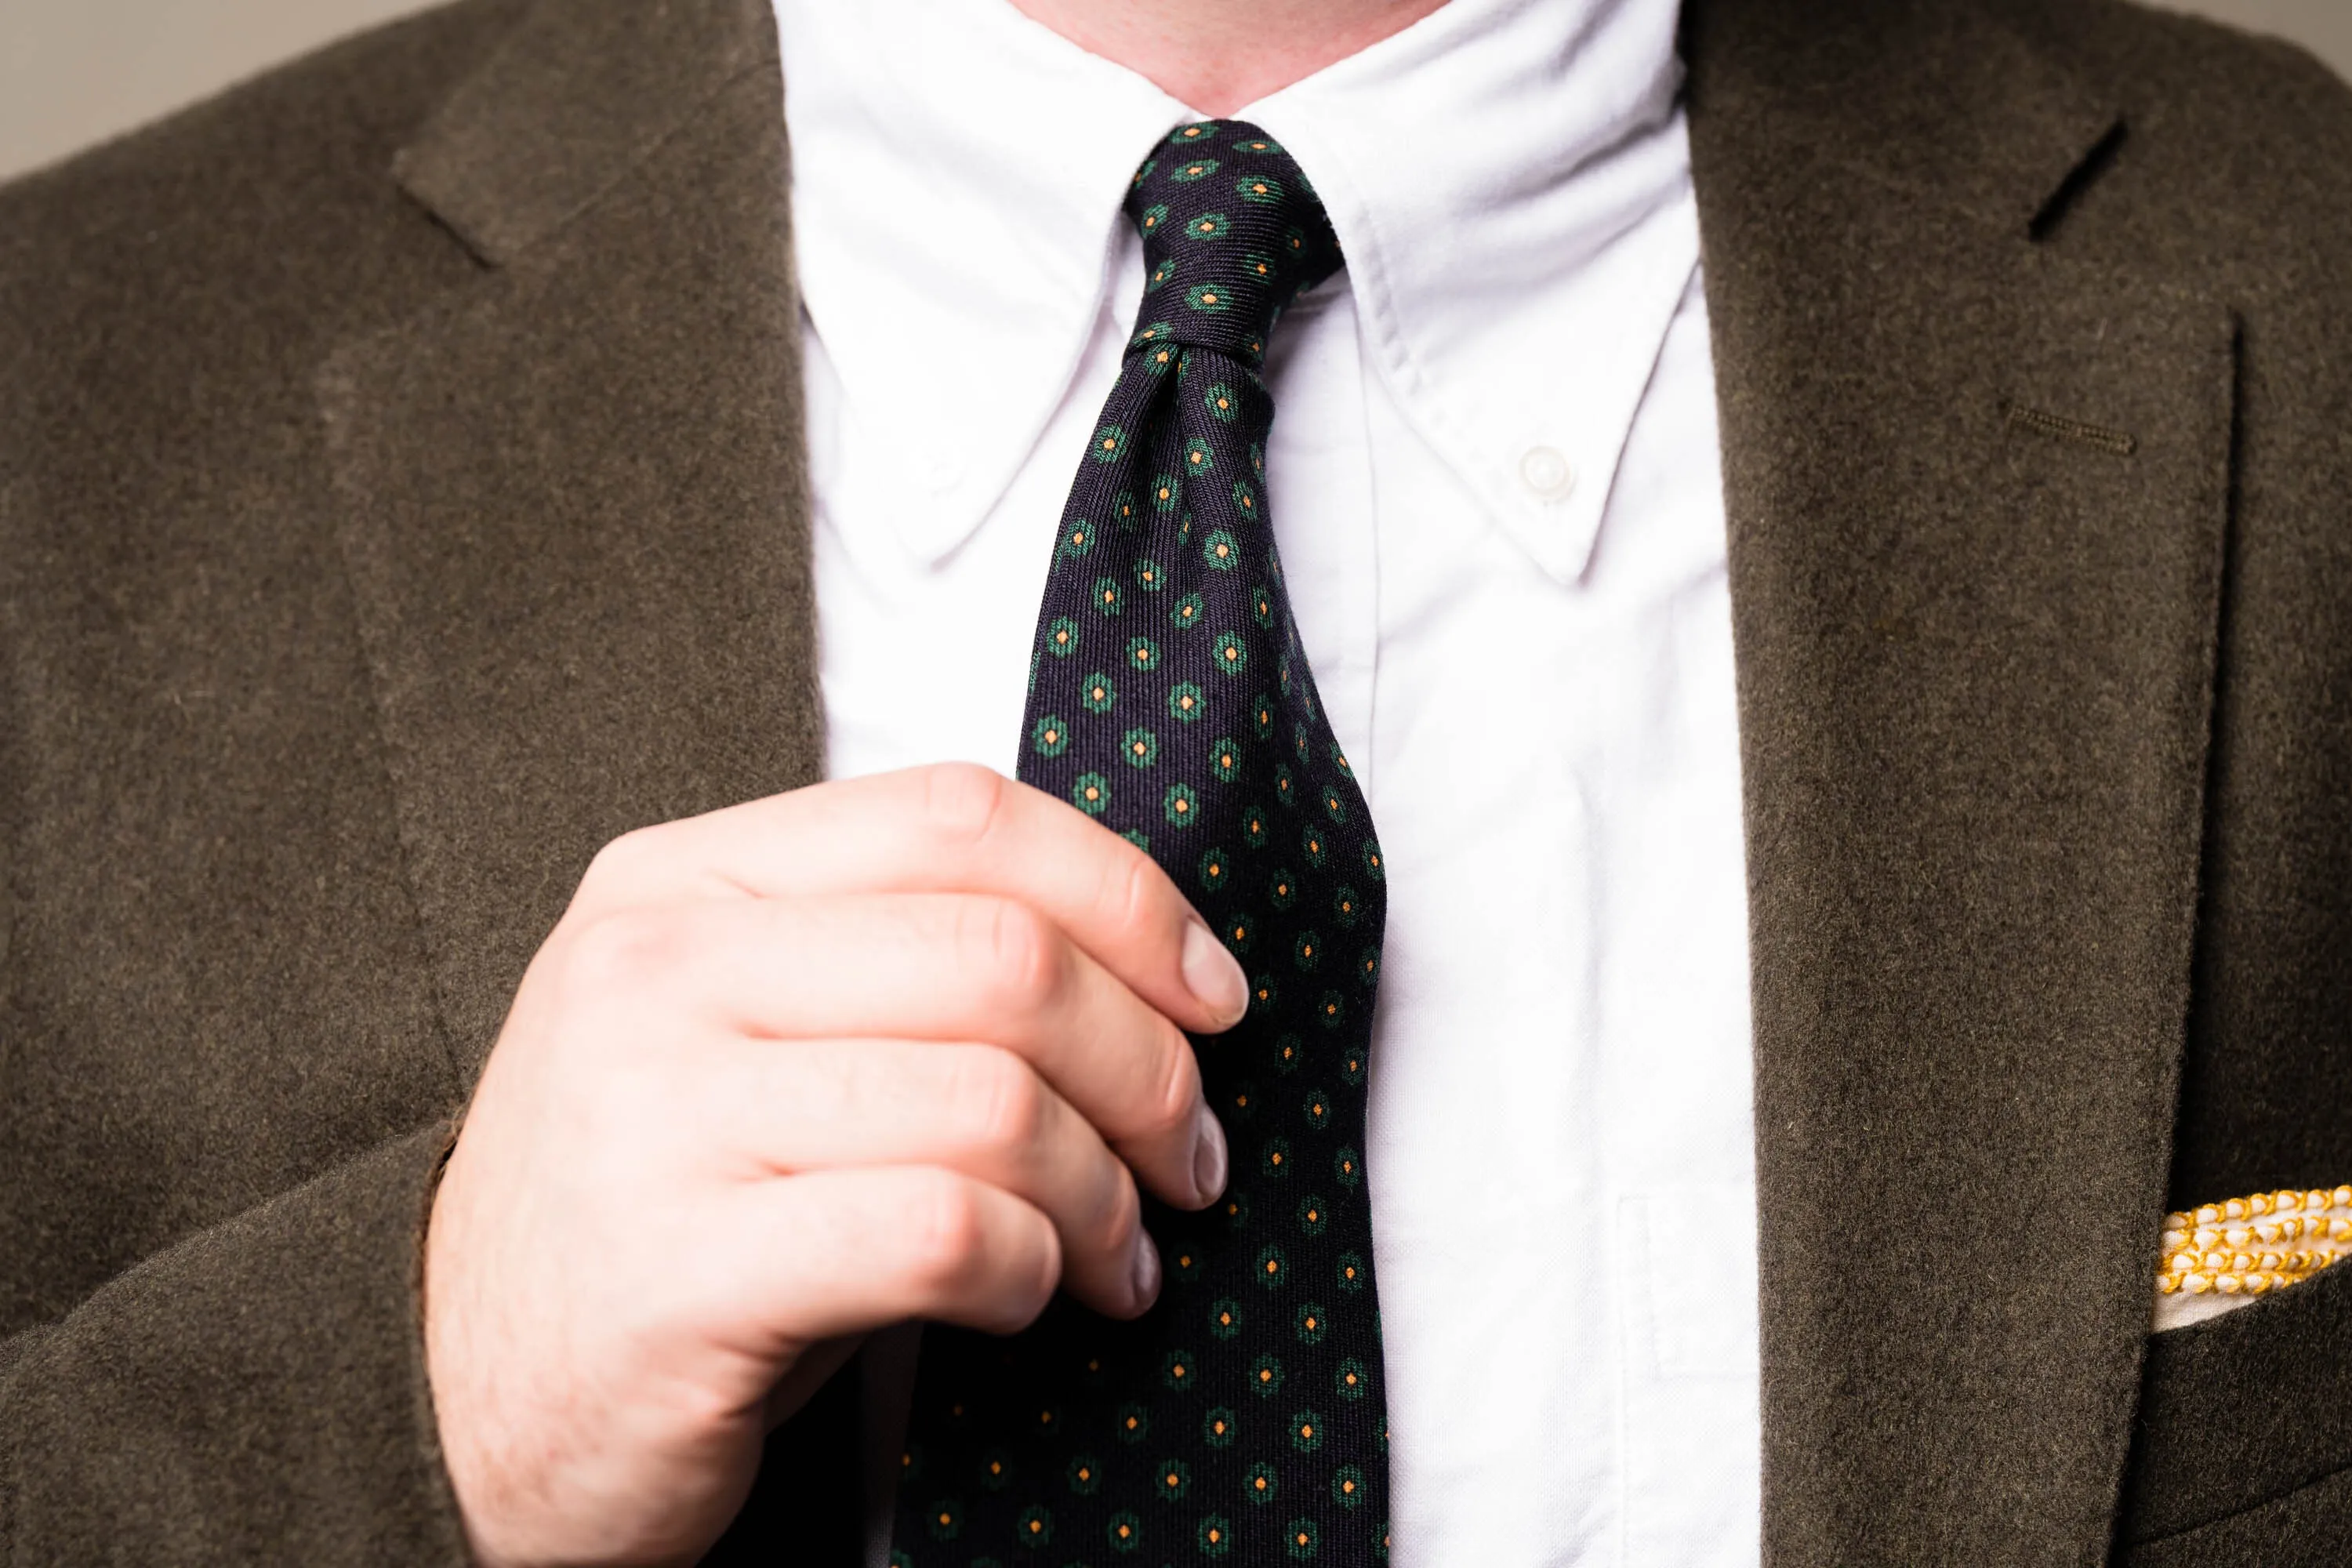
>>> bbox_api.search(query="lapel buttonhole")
[2005,401,2140,458]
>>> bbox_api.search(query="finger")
[716,1037,1156,1318]
[717,1167,1063,1348]
[575,764,1250,1035]
[564,894,1226,1209]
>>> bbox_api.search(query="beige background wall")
[2,0,2349,183]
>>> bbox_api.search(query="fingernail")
[1181,920,1249,1025]
[1131,1229,1162,1308]
[1192,1105,1229,1203]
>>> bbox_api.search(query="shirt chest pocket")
[1614,1189,1762,1566]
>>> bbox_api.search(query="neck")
[1006,0,1454,117]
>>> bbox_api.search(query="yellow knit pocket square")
[2155,1186,2352,1330]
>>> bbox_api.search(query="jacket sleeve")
[0,1123,475,1566]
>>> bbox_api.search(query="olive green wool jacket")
[5,0,2352,1561]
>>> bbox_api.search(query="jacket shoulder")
[2007,0,2352,281]
[0,0,526,373]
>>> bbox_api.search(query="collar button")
[1518,445,1577,502]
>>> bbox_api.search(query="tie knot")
[1123,121,1342,366]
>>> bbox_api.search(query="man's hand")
[422,764,1248,1568]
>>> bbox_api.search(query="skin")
[1008,0,1454,116]
[427,6,1443,1563]
[430,768,1249,1565]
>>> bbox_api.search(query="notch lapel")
[1686,2,2238,1561]
[320,0,820,1073]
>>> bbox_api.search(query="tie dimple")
[1124,123,1342,367]
[891,121,1390,1568]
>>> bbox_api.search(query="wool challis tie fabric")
[890,122,1392,1566]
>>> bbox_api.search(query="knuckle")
[1090,1167,1143,1260]
[1100,846,1167,948]
[1131,1025,1201,1142]
[561,906,688,996]
[581,824,663,893]
[918,761,1012,850]
[951,1045,1050,1158]
[905,1173,992,1292]
[967,895,1063,1014]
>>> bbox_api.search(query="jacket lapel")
[1685,2,2237,1561]
[319,0,820,1074]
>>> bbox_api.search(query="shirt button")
[1518,445,1576,501]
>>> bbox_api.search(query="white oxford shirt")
[774,0,1760,1561]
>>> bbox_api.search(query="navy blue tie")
[893,119,1390,1566]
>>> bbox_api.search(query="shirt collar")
[776,0,1189,562]
[777,0,1693,578]
[1242,0,1695,583]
